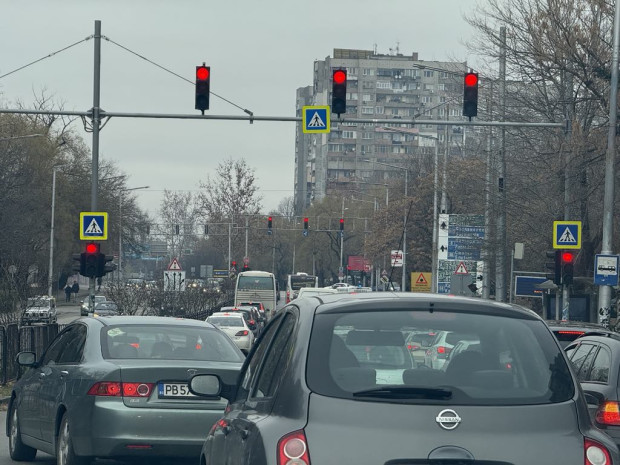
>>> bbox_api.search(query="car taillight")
[408,344,420,350]
[87,382,154,397]
[286,291,291,303]
[235,330,249,336]
[595,401,620,426]
[249,319,255,325]
[278,430,310,465]
[557,330,585,336]
[585,438,611,465]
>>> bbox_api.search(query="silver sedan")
[7,316,243,464]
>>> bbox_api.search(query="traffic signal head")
[545,250,561,285]
[72,253,82,274]
[195,65,211,113]
[303,217,309,230]
[462,72,479,118]
[340,218,344,231]
[231,261,237,269]
[83,242,100,278]
[97,253,116,277]
[267,216,273,235]
[332,69,347,116]
[561,251,576,285]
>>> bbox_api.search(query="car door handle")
[39,372,46,379]
[60,370,69,377]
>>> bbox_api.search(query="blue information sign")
[514,276,547,298]
[594,254,619,286]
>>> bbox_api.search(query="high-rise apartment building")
[294,48,468,213]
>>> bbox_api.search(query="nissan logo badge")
[436,409,461,430]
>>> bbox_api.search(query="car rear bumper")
[73,399,225,458]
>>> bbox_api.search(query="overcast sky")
[0,0,479,219]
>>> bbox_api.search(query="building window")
[375,106,384,114]
[376,81,391,89]
[362,94,372,102]
[440,71,450,78]
[349,93,358,100]
[424,70,434,78]
[342,131,357,139]
[438,83,446,91]
[422,96,432,103]
[348,67,357,75]
[362,68,374,76]
[404,69,418,78]
[362,106,374,114]
[424,84,435,91]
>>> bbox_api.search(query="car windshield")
[307,309,573,406]
[27,298,49,307]
[102,324,244,362]
[95,303,117,311]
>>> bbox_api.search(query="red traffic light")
[196,66,210,80]
[85,243,98,254]
[464,72,478,87]
[561,251,575,264]
[333,69,346,84]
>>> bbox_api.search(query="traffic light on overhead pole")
[340,218,344,231]
[267,216,273,235]
[195,65,211,113]
[304,218,309,229]
[462,71,479,119]
[332,69,347,116]
[83,242,100,278]
[545,250,561,285]
[561,250,576,285]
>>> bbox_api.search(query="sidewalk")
[57,288,91,307]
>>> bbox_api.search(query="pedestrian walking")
[64,284,72,303]
[71,281,79,302]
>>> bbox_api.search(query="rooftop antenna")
[373,43,377,54]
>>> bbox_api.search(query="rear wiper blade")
[352,386,452,399]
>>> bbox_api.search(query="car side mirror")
[16,351,36,367]
[189,374,222,398]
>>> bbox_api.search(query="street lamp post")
[368,160,409,292]
[118,186,149,286]
[47,166,62,297]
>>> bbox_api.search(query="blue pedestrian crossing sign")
[80,212,108,240]
[302,106,330,134]
[553,220,581,249]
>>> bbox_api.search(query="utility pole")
[598,0,620,326]
[496,26,507,302]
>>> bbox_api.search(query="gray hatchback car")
[7,316,244,464]
[190,293,619,465]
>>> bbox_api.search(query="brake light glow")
[407,344,420,350]
[585,438,611,465]
[87,382,154,397]
[595,401,620,426]
[557,330,585,336]
[277,430,310,465]
[235,330,249,336]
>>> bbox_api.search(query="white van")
[296,288,339,299]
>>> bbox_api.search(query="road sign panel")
[391,250,403,267]
[167,258,182,271]
[553,220,581,249]
[302,106,330,133]
[411,272,431,293]
[514,276,547,297]
[164,270,186,291]
[80,212,108,240]
[594,254,620,286]
[454,261,469,274]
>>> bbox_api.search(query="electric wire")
[0,36,93,80]
[103,36,253,116]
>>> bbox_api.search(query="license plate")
[158,383,196,398]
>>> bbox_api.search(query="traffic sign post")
[302,106,330,134]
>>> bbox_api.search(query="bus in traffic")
[234,270,277,319]
[286,272,319,303]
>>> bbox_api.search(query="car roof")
[302,292,540,320]
[209,313,244,319]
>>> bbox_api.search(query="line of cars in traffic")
[7,294,620,464]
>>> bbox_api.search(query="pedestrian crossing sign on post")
[80,212,108,240]
[302,106,330,133]
[553,220,581,249]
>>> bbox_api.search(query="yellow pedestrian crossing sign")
[302,106,330,133]
[80,212,108,240]
[553,220,581,249]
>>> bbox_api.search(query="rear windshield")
[101,324,244,362]
[307,309,574,405]
[207,316,244,327]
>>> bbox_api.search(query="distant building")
[295,48,469,213]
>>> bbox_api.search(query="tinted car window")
[570,343,596,381]
[57,325,87,364]
[41,327,78,365]
[307,309,574,405]
[235,314,282,403]
[588,346,610,383]
[253,313,296,398]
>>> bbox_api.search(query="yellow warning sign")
[411,272,432,293]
